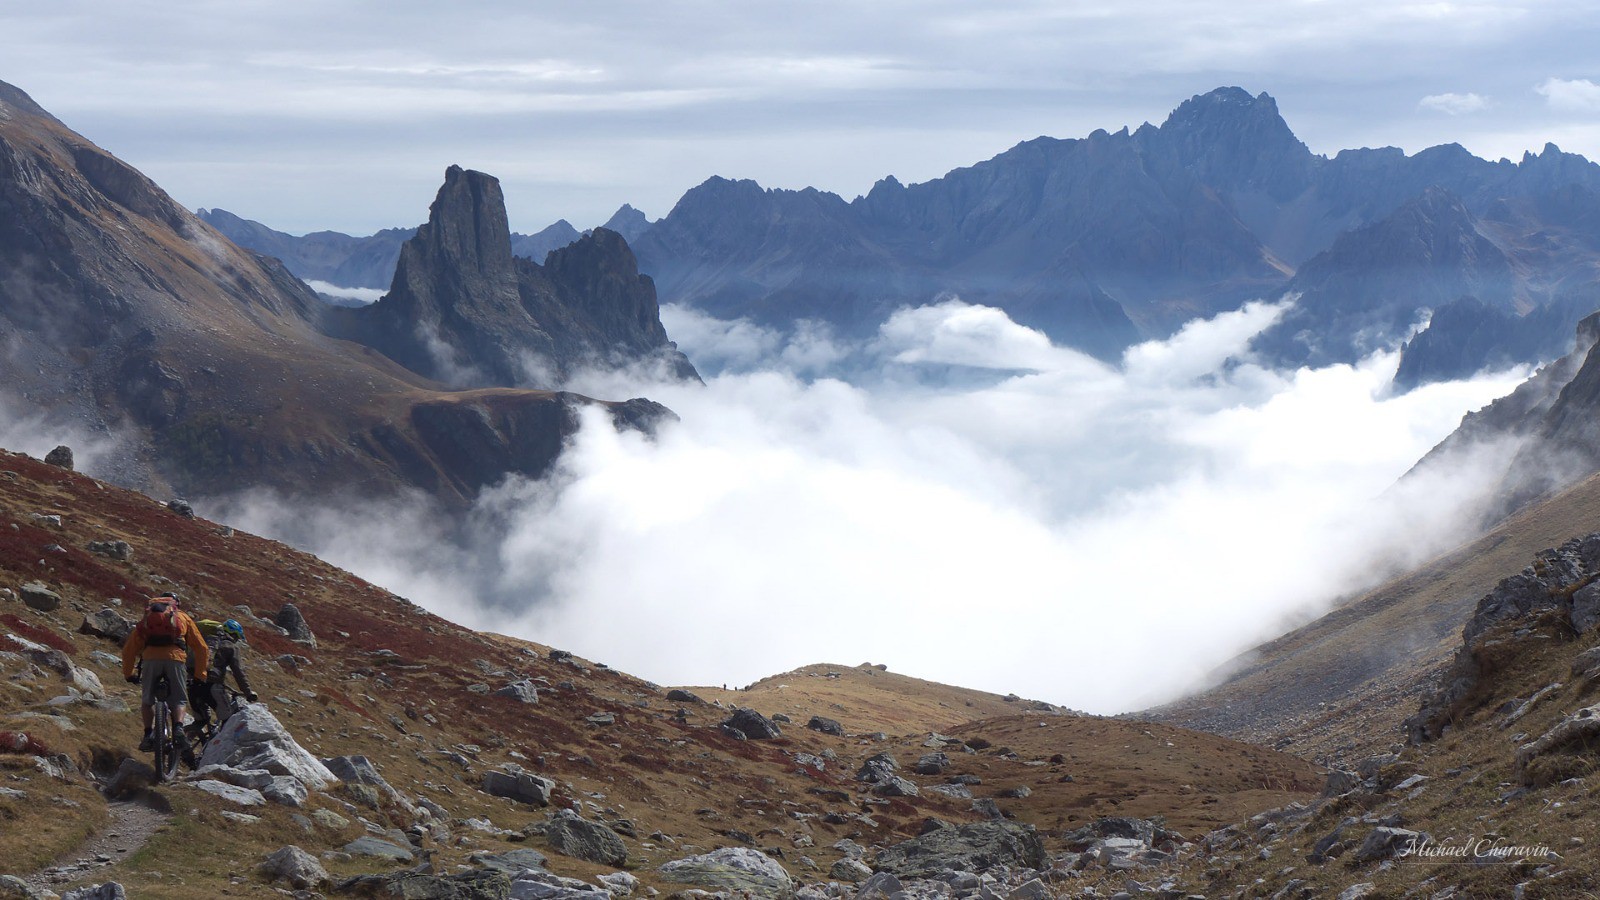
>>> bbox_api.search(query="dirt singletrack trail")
[23,798,172,893]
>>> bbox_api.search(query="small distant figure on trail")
[121,591,210,765]
[188,618,258,738]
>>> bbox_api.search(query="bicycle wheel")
[152,701,170,781]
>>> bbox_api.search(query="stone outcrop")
[543,809,627,866]
[872,821,1048,879]
[659,847,794,897]
[197,704,336,790]
[326,165,696,389]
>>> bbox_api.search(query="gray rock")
[659,846,794,897]
[342,835,415,861]
[0,875,48,899]
[922,783,973,800]
[104,757,157,800]
[508,870,610,899]
[544,809,627,866]
[853,872,902,898]
[1354,827,1424,863]
[19,581,61,612]
[189,764,276,790]
[872,775,920,797]
[1574,583,1600,634]
[874,821,1047,879]
[44,445,74,470]
[264,775,309,807]
[1516,702,1600,779]
[493,680,540,704]
[1337,884,1377,900]
[1007,879,1049,900]
[339,870,511,898]
[483,769,554,807]
[806,715,843,736]
[260,845,330,890]
[1322,769,1360,797]
[829,857,872,882]
[856,752,899,783]
[60,885,126,900]
[199,704,337,790]
[913,752,949,776]
[1572,646,1600,678]
[472,847,551,874]
[85,540,131,562]
[78,608,135,643]
[166,499,195,518]
[190,779,267,806]
[666,689,701,703]
[585,712,615,726]
[597,872,638,896]
[721,707,782,740]
[971,798,1004,819]
[997,785,1032,799]
[275,603,316,646]
[321,754,405,807]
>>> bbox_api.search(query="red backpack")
[141,598,183,647]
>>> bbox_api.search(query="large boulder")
[1354,827,1425,863]
[1572,582,1600,634]
[79,608,134,643]
[873,821,1048,879]
[856,752,899,783]
[275,603,316,646]
[19,582,61,612]
[197,703,336,790]
[44,446,74,470]
[1516,703,1600,781]
[60,885,125,900]
[260,845,330,891]
[322,755,409,808]
[543,809,627,866]
[659,847,794,897]
[493,680,539,704]
[720,708,781,740]
[806,715,843,736]
[482,768,554,807]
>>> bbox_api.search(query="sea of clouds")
[208,297,1528,713]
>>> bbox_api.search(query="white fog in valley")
[215,299,1529,713]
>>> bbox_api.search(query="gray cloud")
[5,2,1600,233]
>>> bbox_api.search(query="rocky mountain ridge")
[207,88,1600,381]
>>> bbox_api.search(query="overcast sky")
[5,1,1600,234]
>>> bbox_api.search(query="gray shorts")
[140,659,189,708]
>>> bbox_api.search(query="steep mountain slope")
[0,448,1320,898]
[0,80,673,506]
[195,208,413,292]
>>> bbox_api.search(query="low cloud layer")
[215,299,1527,713]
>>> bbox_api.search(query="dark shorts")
[140,660,189,707]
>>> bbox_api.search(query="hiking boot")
[138,731,155,752]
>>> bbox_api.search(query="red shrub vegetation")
[0,615,78,655]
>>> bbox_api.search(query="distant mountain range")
[0,79,686,506]
[209,87,1600,384]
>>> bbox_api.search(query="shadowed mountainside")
[0,80,674,507]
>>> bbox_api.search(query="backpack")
[195,619,225,644]
[141,599,183,647]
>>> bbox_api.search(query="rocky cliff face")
[326,166,696,387]
[0,80,667,507]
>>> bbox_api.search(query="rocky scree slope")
[0,448,1323,899]
[0,80,673,507]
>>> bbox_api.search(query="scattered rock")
[1571,646,1600,678]
[666,689,700,703]
[1516,703,1600,782]
[61,884,126,900]
[338,869,511,898]
[585,712,615,726]
[190,779,267,806]
[19,581,61,612]
[471,847,551,874]
[260,845,330,891]
[1337,884,1378,900]
[829,858,872,883]
[720,708,781,740]
[659,846,794,896]
[998,785,1032,799]
[0,875,48,900]
[493,680,540,704]
[264,775,309,807]
[806,716,843,736]
[275,603,316,646]
[544,809,627,866]
[872,775,920,797]
[78,608,134,643]
[166,499,195,518]
[913,752,949,776]
[874,821,1048,879]
[103,757,157,800]
[44,445,74,470]
[342,835,415,862]
[856,753,899,783]
[1354,826,1424,863]
[323,755,410,810]
[1573,582,1600,633]
[482,768,554,807]
[85,540,132,562]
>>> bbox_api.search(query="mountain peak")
[1146,87,1313,200]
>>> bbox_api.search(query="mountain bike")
[133,663,188,782]
[186,683,246,749]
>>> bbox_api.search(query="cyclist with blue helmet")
[188,618,259,739]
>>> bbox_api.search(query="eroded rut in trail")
[26,798,171,892]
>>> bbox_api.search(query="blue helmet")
[222,619,245,640]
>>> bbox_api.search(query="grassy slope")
[0,449,1319,897]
